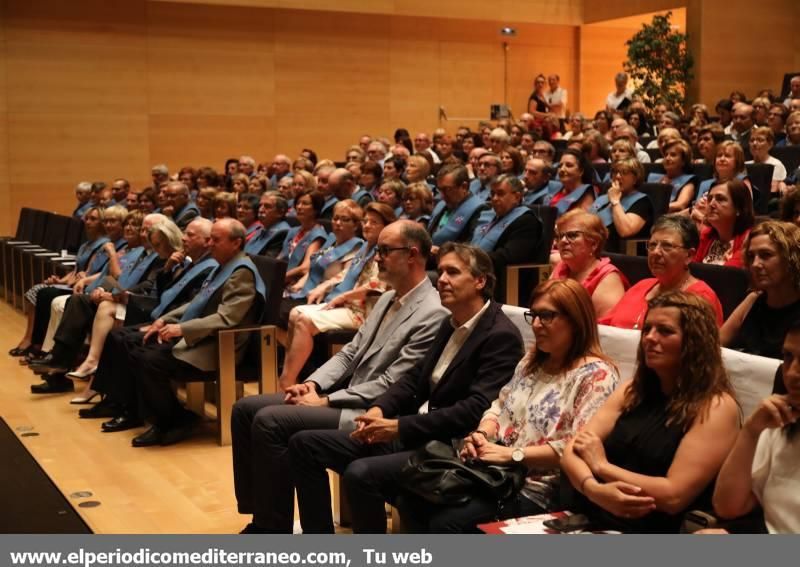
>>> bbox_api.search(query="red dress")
[598,278,724,329]
[694,226,750,268]
[550,257,629,295]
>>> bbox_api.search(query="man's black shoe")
[78,399,119,419]
[131,426,165,447]
[30,375,74,394]
[101,415,144,433]
[29,353,70,374]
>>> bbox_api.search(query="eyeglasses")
[524,309,560,325]
[646,240,686,253]
[554,230,584,242]
[376,245,411,257]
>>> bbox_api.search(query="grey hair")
[76,181,92,192]
[149,220,184,252]
[651,213,700,249]
[496,174,524,194]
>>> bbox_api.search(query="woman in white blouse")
[395,279,620,533]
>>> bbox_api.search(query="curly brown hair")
[623,291,736,430]
[743,221,800,291]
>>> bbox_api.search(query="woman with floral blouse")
[396,279,620,533]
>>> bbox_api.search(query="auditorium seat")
[180,255,287,445]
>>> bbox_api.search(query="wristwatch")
[511,448,525,463]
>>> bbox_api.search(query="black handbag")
[398,440,527,506]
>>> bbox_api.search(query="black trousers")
[231,394,341,533]
[288,428,413,534]
[49,295,98,363]
[131,340,202,428]
[93,326,145,414]
[31,287,72,346]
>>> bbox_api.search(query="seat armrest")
[505,263,553,307]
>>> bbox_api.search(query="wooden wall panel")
[687,0,799,107]
[153,0,584,25]
[584,0,687,23]
[272,10,392,161]
[0,0,10,235]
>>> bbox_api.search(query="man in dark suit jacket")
[232,221,449,534]
[472,174,542,303]
[288,243,524,533]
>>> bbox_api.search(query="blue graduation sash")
[523,180,562,206]
[75,237,109,272]
[324,243,377,302]
[544,184,593,217]
[87,237,127,275]
[174,202,201,226]
[320,196,339,217]
[471,206,530,252]
[352,188,374,206]
[646,172,695,201]
[150,256,218,320]
[244,220,290,255]
[469,177,483,196]
[289,235,363,299]
[116,250,161,290]
[428,194,485,246]
[695,172,748,204]
[589,191,648,228]
[179,256,266,323]
[85,243,142,293]
[73,202,93,219]
[279,225,328,270]
[245,222,263,240]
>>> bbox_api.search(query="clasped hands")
[141,318,183,344]
[459,431,513,465]
[351,407,399,444]
[282,382,329,407]
[573,431,656,519]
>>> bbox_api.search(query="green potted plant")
[624,11,694,110]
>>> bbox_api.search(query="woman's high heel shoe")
[70,390,102,405]
[66,366,97,381]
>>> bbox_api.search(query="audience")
[550,210,627,317]
[721,221,800,358]
[693,179,754,267]
[278,189,327,286]
[711,319,800,534]
[600,215,723,328]
[243,192,290,258]
[397,279,620,533]
[563,291,739,532]
[542,148,595,216]
[589,157,653,249]
[288,243,523,533]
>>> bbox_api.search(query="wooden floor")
[0,299,266,534]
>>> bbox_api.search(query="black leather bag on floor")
[399,440,527,506]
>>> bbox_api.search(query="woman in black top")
[527,74,550,115]
[722,221,800,358]
[562,292,739,532]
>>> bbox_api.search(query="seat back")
[30,210,51,246]
[689,262,749,320]
[745,162,774,215]
[638,182,672,220]
[13,208,38,240]
[646,148,662,162]
[529,205,557,263]
[691,163,715,184]
[249,254,288,326]
[64,218,86,253]
[644,163,665,178]
[770,146,800,176]
[41,214,72,251]
[604,252,651,286]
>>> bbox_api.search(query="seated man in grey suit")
[232,220,449,534]
[117,218,267,447]
[289,243,523,534]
